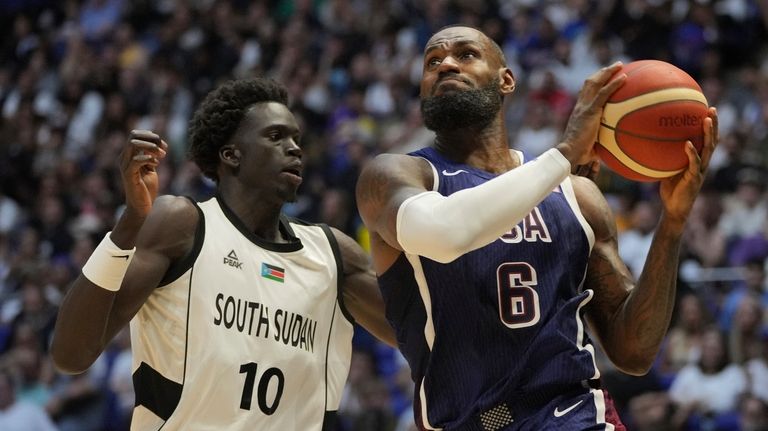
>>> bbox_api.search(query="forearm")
[342,272,398,348]
[397,148,570,263]
[351,304,398,348]
[52,213,144,374]
[615,217,684,370]
[51,277,118,374]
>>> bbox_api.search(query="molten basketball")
[596,60,709,182]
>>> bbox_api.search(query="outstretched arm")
[581,108,718,375]
[332,228,397,347]
[50,130,195,374]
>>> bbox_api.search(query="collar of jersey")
[215,194,303,253]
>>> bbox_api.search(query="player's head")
[188,77,290,182]
[419,25,515,132]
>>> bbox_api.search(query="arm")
[50,130,196,374]
[357,63,626,264]
[332,227,397,347]
[580,107,718,375]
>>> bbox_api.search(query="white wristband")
[81,232,136,292]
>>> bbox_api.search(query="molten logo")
[658,114,701,127]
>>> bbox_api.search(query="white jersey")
[129,196,354,430]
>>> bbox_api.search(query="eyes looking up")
[425,49,480,70]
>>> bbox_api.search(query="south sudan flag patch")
[261,263,285,283]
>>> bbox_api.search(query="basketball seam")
[599,122,696,143]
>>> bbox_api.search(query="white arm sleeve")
[396,148,571,263]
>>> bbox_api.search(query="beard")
[421,80,503,132]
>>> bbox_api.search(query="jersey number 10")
[239,362,285,414]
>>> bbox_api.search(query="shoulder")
[137,195,200,259]
[356,153,434,213]
[358,153,433,186]
[143,195,199,236]
[150,194,198,217]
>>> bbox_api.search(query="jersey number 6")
[497,262,540,328]
[239,362,285,414]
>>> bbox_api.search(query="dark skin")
[51,102,396,374]
[356,26,719,375]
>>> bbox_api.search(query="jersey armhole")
[158,196,205,287]
[319,224,356,325]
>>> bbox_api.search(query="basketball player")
[50,78,396,430]
[355,26,719,430]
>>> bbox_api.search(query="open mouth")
[281,163,303,185]
[282,167,302,177]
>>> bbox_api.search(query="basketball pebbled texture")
[596,60,709,182]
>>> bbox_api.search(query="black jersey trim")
[215,194,303,252]
[319,224,356,325]
[322,411,339,430]
[133,362,182,421]
[158,196,205,287]
[323,301,337,416]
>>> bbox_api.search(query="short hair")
[432,24,507,66]
[188,78,289,182]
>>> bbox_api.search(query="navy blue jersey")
[378,148,618,430]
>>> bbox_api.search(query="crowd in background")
[0,0,767,430]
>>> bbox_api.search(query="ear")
[219,145,241,168]
[499,68,516,95]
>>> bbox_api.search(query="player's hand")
[119,130,168,218]
[659,107,718,228]
[572,160,601,182]
[557,62,626,166]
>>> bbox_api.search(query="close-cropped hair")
[187,77,289,182]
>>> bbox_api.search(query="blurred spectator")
[627,390,675,431]
[46,354,108,431]
[720,258,768,333]
[0,366,57,431]
[718,168,768,242]
[658,292,711,382]
[511,99,559,159]
[669,326,746,430]
[0,192,23,236]
[349,378,397,431]
[619,199,660,279]
[670,2,718,79]
[683,188,727,269]
[738,394,768,431]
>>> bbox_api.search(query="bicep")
[332,228,397,347]
[355,153,433,250]
[108,196,198,334]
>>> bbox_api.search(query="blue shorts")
[443,387,626,431]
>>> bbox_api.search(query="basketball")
[596,60,709,182]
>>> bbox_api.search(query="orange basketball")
[596,60,709,182]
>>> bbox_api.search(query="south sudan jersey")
[378,148,609,430]
[129,196,354,431]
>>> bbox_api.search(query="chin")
[279,188,299,203]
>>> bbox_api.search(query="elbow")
[50,339,96,375]
[423,242,465,264]
[406,230,472,264]
[610,353,655,376]
[51,354,90,375]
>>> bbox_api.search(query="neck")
[218,183,286,243]
[433,116,519,174]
